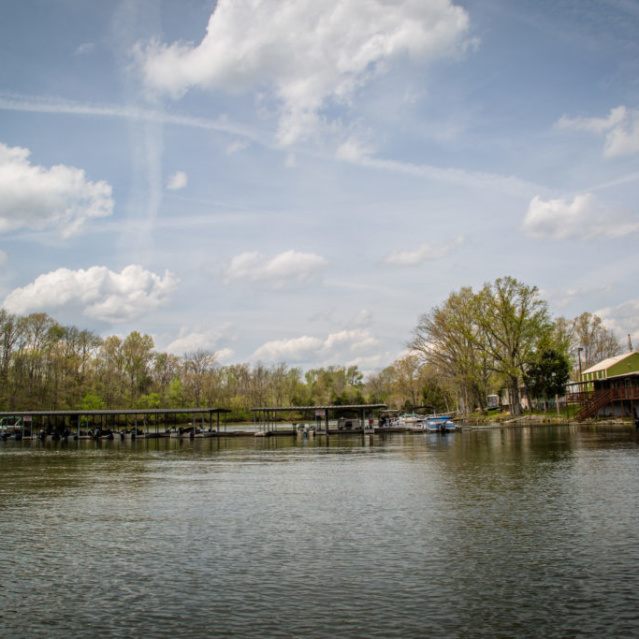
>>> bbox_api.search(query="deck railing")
[566,387,639,420]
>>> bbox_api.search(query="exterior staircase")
[577,389,613,421]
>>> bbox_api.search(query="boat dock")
[251,403,388,436]
[0,408,230,441]
[0,403,458,441]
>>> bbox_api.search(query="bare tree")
[571,312,621,369]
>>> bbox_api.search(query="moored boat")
[420,416,458,433]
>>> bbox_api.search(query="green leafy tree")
[80,392,106,410]
[419,363,455,414]
[0,310,22,409]
[411,286,495,412]
[182,349,217,406]
[166,378,185,408]
[137,392,162,409]
[390,354,425,409]
[122,331,155,405]
[364,366,394,404]
[474,277,552,415]
[524,348,570,410]
[95,335,126,406]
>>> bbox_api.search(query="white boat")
[420,416,458,433]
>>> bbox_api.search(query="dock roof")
[0,407,230,418]
[251,404,386,412]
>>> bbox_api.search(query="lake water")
[2,424,639,638]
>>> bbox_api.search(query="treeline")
[0,310,385,419]
[409,277,621,415]
[0,277,623,418]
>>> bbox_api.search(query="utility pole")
[577,347,583,382]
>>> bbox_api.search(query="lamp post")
[577,347,583,383]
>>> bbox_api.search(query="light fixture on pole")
[577,347,583,383]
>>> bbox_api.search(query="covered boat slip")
[0,408,230,440]
[251,404,388,436]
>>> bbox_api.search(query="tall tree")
[391,354,425,409]
[12,313,58,408]
[571,312,621,370]
[475,277,552,415]
[122,332,155,405]
[0,310,22,409]
[152,352,181,399]
[365,366,395,405]
[182,349,217,406]
[96,335,126,406]
[410,286,494,411]
[523,347,570,411]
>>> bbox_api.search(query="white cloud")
[164,323,236,357]
[346,309,373,329]
[222,250,329,288]
[0,142,114,237]
[336,138,375,162]
[382,235,465,266]
[541,285,613,311]
[596,299,639,346]
[251,329,380,364]
[226,140,250,155]
[166,170,188,190]
[557,106,639,158]
[137,0,471,144]
[213,348,235,364]
[2,264,179,323]
[521,193,639,241]
[74,42,95,56]
[557,106,627,134]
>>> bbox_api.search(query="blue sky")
[1,0,638,371]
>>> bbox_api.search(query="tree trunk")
[509,377,521,415]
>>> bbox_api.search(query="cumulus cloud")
[164,323,236,358]
[0,142,114,237]
[382,235,465,266]
[252,329,379,363]
[222,250,329,288]
[166,170,188,190]
[557,106,639,158]
[521,193,639,241]
[137,0,471,144]
[596,299,639,346]
[2,264,179,323]
[541,285,612,311]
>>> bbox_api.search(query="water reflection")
[2,425,639,638]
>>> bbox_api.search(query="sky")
[1,0,638,373]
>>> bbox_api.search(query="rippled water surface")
[2,425,639,638]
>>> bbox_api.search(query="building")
[572,352,639,420]
[580,352,639,389]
